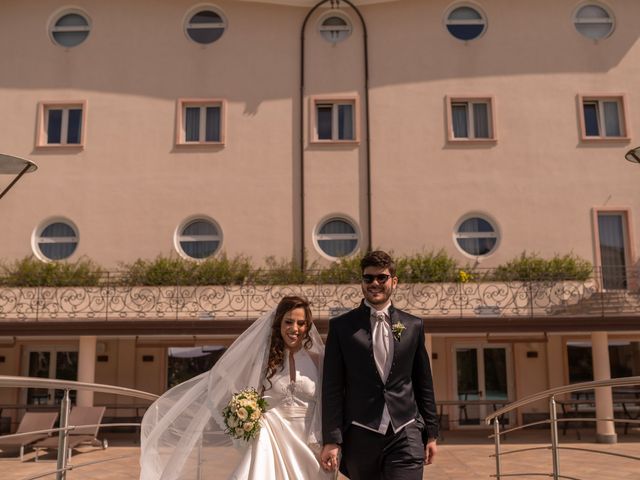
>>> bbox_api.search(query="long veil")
[139,308,325,479]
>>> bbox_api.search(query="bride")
[139,296,333,479]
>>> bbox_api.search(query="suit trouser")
[340,423,425,480]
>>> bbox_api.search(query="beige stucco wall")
[0,0,637,268]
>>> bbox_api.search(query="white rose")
[235,427,245,437]
[227,416,238,428]
[243,422,254,431]
[237,408,248,421]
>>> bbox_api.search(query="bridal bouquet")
[222,387,268,441]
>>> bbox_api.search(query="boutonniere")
[391,322,405,341]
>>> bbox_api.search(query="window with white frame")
[314,100,356,142]
[445,5,487,41]
[573,4,614,40]
[319,14,352,43]
[315,218,359,258]
[50,11,91,47]
[34,220,79,261]
[448,98,493,141]
[179,101,223,144]
[39,103,84,146]
[454,215,498,257]
[185,9,226,44]
[176,218,221,259]
[581,97,626,139]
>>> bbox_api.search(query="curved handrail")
[485,375,640,423]
[0,375,158,401]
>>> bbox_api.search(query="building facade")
[0,0,639,436]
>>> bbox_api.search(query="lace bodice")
[264,349,318,410]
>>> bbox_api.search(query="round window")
[185,9,226,44]
[319,14,352,43]
[445,5,487,41]
[34,220,79,260]
[454,215,498,256]
[50,12,91,47]
[315,217,359,258]
[176,218,222,259]
[573,4,614,40]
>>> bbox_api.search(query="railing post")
[56,389,71,480]
[493,417,502,479]
[549,395,560,480]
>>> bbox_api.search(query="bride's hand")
[320,443,340,472]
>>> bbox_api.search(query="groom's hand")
[425,438,437,465]
[320,443,340,472]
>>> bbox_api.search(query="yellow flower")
[250,410,261,421]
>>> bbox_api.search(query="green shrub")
[491,253,593,282]
[0,256,104,287]
[396,250,460,283]
[255,256,307,285]
[315,255,363,284]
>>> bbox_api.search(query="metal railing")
[0,376,157,480]
[0,266,638,321]
[485,376,640,479]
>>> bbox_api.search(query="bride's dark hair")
[264,296,313,390]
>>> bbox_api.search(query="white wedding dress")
[230,349,333,480]
[139,309,333,480]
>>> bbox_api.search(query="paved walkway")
[1,429,639,479]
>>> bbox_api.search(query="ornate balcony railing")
[0,267,639,323]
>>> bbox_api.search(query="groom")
[320,250,439,479]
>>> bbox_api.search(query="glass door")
[453,344,512,427]
[597,213,629,290]
[23,347,78,406]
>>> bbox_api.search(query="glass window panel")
[27,352,51,405]
[67,109,82,144]
[459,217,494,233]
[52,31,89,48]
[190,11,222,24]
[484,348,508,400]
[609,342,640,378]
[576,23,613,39]
[320,220,355,235]
[583,103,600,136]
[473,103,489,138]
[449,6,482,20]
[451,104,468,138]
[180,240,219,259]
[318,239,357,257]
[205,106,221,142]
[168,347,225,388]
[317,105,333,140]
[185,107,201,142]
[187,27,224,44]
[39,242,77,260]
[187,12,224,44]
[603,101,621,136]
[53,352,78,404]
[47,109,63,144]
[568,344,594,383]
[56,13,88,27]
[337,104,354,140]
[598,214,627,289]
[447,25,485,41]
[578,5,609,19]
[183,220,218,236]
[41,222,75,238]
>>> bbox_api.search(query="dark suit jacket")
[322,301,439,445]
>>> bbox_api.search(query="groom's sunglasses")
[362,274,391,284]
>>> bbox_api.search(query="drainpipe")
[300,0,371,268]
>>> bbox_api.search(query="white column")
[591,331,617,444]
[77,336,97,407]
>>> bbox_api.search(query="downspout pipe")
[300,0,371,269]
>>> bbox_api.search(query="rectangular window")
[580,95,628,140]
[447,97,495,142]
[311,97,358,142]
[177,99,225,145]
[38,102,85,147]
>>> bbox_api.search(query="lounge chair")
[33,406,107,461]
[0,411,59,461]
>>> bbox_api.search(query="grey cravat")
[372,311,390,380]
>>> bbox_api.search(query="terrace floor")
[2,429,639,479]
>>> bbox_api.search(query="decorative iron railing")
[0,268,638,321]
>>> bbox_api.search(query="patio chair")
[0,411,59,461]
[33,406,107,461]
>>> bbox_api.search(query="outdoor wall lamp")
[0,153,37,201]
[624,146,640,164]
